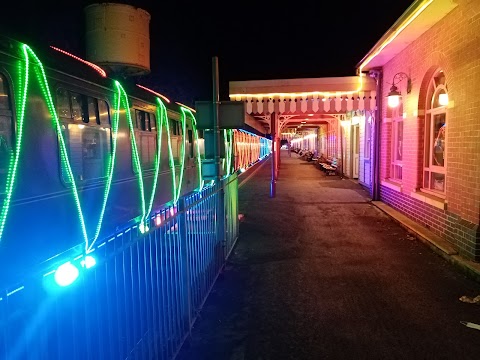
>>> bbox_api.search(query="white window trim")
[390,116,403,182]
[422,74,447,196]
[381,179,402,192]
[410,190,447,210]
[364,113,372,160]
[388,107,403,183]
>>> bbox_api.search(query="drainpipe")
[369,69,382,201]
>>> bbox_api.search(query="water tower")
[84,2,151,77]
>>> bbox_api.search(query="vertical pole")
[177,197,191,330]
[270,112,276,198]
[212,57,226,262]
[212,57,220,181]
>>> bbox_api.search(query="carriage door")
[352,124,359,179]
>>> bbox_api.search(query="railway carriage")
[0,36,270,286]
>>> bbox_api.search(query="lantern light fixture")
[340,118,350,128]
[351,110,362,125]
[387,72,412,108]
[439,92,449,106]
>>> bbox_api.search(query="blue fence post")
[217,180,226,266]
[224,174,239,259]
[177,197,192,333]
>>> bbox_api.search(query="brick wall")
[381,185,479,261]
[377,0,480,260]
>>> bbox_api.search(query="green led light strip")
[0,50,28,241]
[164,109,178,203]
[193,121,204,191]
[0,42,208,247]
[139,98,166,231]
[7,45,123,253]
[223,129,233,176]
[180,107,204,191]
[117,83,147,222]
[138,100,206,230]
[140,103,203,227]
[174,108,187,204]
[88,83,121,248]
[21,45,90,247]
[86,83,123,251]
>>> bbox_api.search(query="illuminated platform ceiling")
[229,76,377,132]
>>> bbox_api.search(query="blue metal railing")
[0,173,239,360]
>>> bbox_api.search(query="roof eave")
[356,0,458,73]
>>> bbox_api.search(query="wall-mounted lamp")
[351,110,362,125]
[340,118,350,128]
[438,92,449,106]
[387,72,412,108]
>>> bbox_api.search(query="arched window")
[423,69,447,195]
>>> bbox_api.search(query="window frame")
[364,113,372,160]
[56,87,112,186]
[390,107,403,183]
[422,70,447,197]
[133,108,157,172]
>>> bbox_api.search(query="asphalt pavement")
[175,150,480,360]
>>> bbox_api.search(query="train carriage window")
[61,123,111,183]
[56,88,71,118]
[71,92,88,123]
[145,112,151,131]
[135,110,146,130]
[133,109,156,170]
[0,75,9,110]
[0,74,13,194]
[196,129,205,158]
[170,119,181,135]
[168,118,181,162]
[87,96,98,124]
[57,88,111,184]
[98,100,110,126]
[135,110,152,131]
[149,112,156,131]
[188,129,193,158]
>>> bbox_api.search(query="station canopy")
[229,76,377,132]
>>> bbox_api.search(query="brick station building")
[230,0,480,261]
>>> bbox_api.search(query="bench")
[317,156,338,176]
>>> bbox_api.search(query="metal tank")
[84,2,151,76]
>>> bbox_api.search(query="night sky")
[2,0,415,107]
